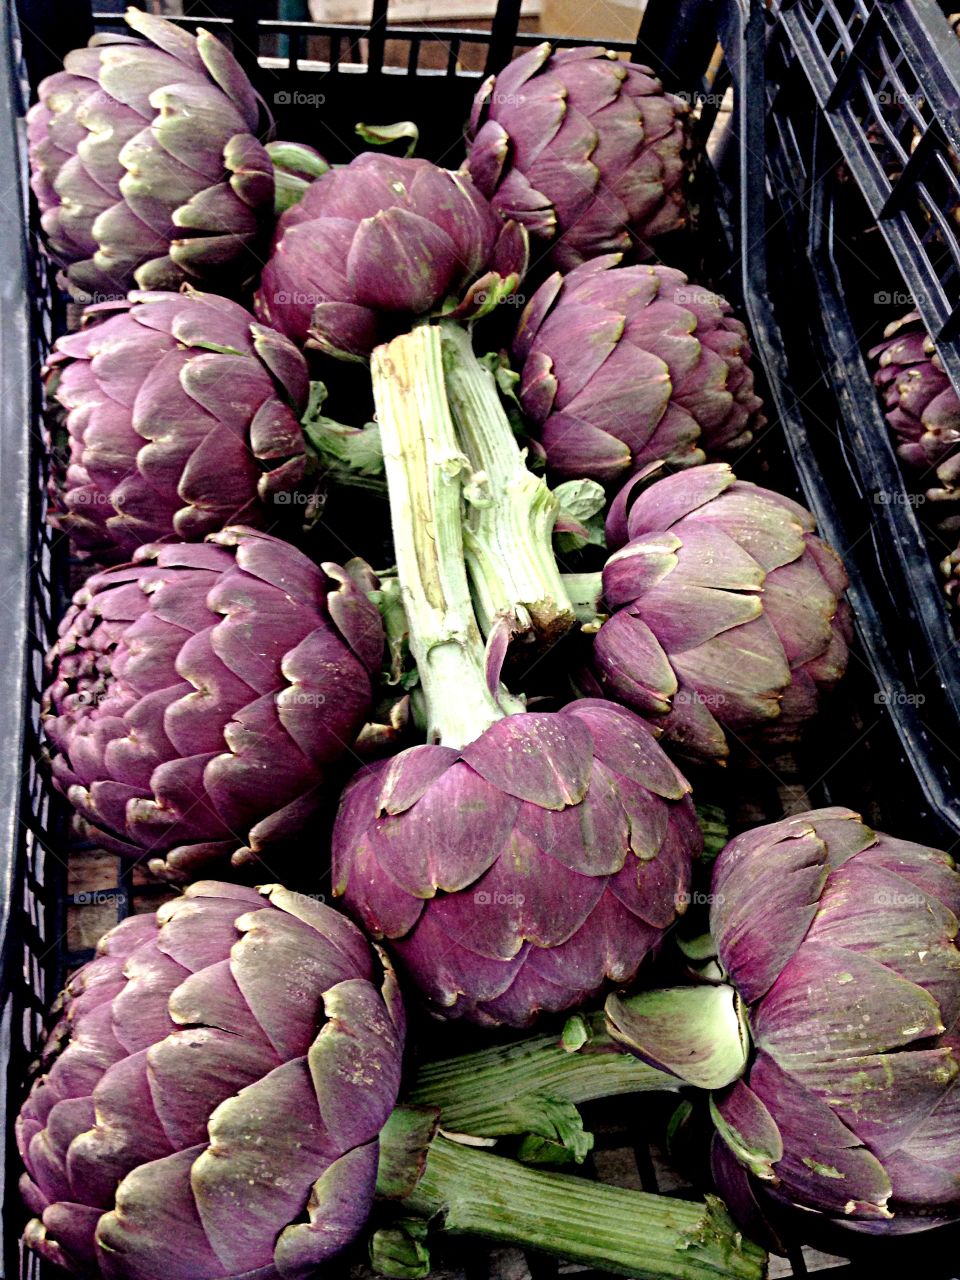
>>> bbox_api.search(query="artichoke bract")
[44,530,384,881]
[332,326,700,1027]
[579,463,851,763]
[514,257,764,483]
[465,43,687,270]
[608,808,960,1236]
[46,290,309,561]
[254,152,528,357]
[27,10,275,301]
[869,310,960,523]
[17,882,405,1279]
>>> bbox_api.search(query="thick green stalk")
[395,1130,767,1280]
[408,1013,676,1144]
[371,327,517,747]
[440,322,575,646]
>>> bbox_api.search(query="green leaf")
[606,985,750,1090]
[665,1098,695,1159]
[300,381,385,489]
[561,1012,591,1052]
[266,140,330,213]
[553,478,608,552]
[678,933,720,963]
[356,120,420,157]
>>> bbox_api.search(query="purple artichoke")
[27,10,275,301]
[711,808,960,1232]
[869,310,960,522]
[465,43,687,270]
[607,808,960,1235]
[16,888,766,1280]
[17,882,405,1278]
[583,463,851,763]
[514,257,765,483]
[44,530,384,881]
[333,698,701,1028]
[254,153,528,358]
[45,290,309,562]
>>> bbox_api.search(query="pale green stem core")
[391,1129,767,1280]
[370,327,512,747]
[562,570,605,622]
[408,1012,675,1141]
[440,322,576,646]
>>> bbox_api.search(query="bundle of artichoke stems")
[24,10,957,1280]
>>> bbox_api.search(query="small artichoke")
[27,10,276,301]
[514,257,764,483]
[17,882,405,1278]
[586,464,851,763]
[710,808,960,1230]
[44,530,384,881]
[333,698,701,1028]
[254,152,528,357]
[46,290,309,561]
[869,310,960,523]
[465,43,687,269]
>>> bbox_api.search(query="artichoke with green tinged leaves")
[607,807,960,1237]
[43,529,384,881]
[17,881,406,1279]
[17,886,766,1280]
[45,290,310,562]
[514,257,765,483]
[869,311,960,520]
[254,152,528,358]
[27,10,279,301]
[575,463,851,764]
[465,43,687,270]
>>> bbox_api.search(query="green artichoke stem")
[562,570,605,622]
[440,322,576,648]
[371,327,515,747]
[408,1010,677,1152]
[379,1111,767,1280]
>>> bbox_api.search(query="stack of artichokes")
[17,12,956,1280]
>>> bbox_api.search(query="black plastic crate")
[2,3,959,1279]
[741,0,960,837]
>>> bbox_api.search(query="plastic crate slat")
[824,6,885,111]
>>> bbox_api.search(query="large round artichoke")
[17,882,405,1278]
[27,10,275,301]
[254,152,528,357]
[607,807,960,1235]
[869,310,960,522]
[46,290,309,562]
[713,808,960,1230]
[44,530,384,881]
[465,43,687,270]
[514,257,765,483]
[333,698,700,1028]
[585,464,850,763]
